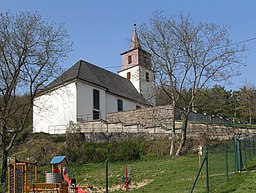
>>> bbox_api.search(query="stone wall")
[64,104,256,141]
[107,105,173,129]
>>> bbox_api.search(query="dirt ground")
[88,179,153,193]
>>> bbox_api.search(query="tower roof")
[130,24,141,49]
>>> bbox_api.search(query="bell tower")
[118,24,156,106]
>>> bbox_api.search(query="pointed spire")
[130,24,141,49]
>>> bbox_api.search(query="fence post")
[236,138,242,172]
[206,148,209,193]
[225,143,229,181]
[249,137,251,161]
[235,137,242,172]
[190,154,207,193]
[106,160,109,193]
[234,138,237,173]
[243,139,247,168]
[253,136,255,157]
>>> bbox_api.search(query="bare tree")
[138,12,245,156]
[0,11,72,183]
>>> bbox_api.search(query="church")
[33,25,156,133]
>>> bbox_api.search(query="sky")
[1,0,256,90]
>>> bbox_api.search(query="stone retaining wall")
[64,104,256,141]
[107,105,173,129]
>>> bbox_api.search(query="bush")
[62,138,149,164]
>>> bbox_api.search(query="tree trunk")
[175,115,188,156]
[169,101,176,156]
[0,125,9,184]
[169,126,176,156]
[0,148,8,183]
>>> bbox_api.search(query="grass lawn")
[38,149,256,192]
[215,157,256,193]
[61,153,235,193]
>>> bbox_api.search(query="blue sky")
[1,0,256,90]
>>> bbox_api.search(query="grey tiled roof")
[47,60,148,105]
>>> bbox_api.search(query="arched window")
[128,55,132,64]
[146,72,149,82]
[127,72,131,80]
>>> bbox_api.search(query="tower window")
[117,99,123,112]
[128,55,132,64]
[146,72,149,82]
[127,72,131,80]
[144,55,147,63]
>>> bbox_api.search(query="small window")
[117,99,123,112]
[146,72,149,82]
[128,55,132,64]
[136,105,141,109]
[127,72,131,80]
[144,55,147,63]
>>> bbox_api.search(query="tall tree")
[0,11,72,183]
[139,12,245,155]
[194,85,234,118]
[237,84,256,124]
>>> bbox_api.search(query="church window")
[128,55,132,64]
[93,89,100,110]
[93,89,100,120]
[146,72,149,82]
[93,110,100,120]
[127,72,131,80]
[117,99,123,112]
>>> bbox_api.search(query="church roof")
[46,60,148,105]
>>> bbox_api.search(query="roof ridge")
[76,60,83,77]
[84,60,132,83]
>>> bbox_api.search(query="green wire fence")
[191,136,256,193]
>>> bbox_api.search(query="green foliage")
[193,85,234,118]
[106,139,148,161]
[10,132,65,165]
[0,182,7,193]
[63,137,149,164]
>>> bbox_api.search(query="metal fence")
[191,135,256,193]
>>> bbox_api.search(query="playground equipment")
[8,156,88,193]
[120,165,130,191]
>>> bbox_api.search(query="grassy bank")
[50,153,255,193]
[67,155,204,192]
[10,133,256,192]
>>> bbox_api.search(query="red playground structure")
[8,156,89,193]
[50,156,88,193]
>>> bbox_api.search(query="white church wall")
[105,93,143,114]
[33,82,77,134]
[76,81,106,121]
[118,65,140,93]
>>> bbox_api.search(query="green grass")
[214,157,256,193]
[55,153,236,193]
[33,141,256,193]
